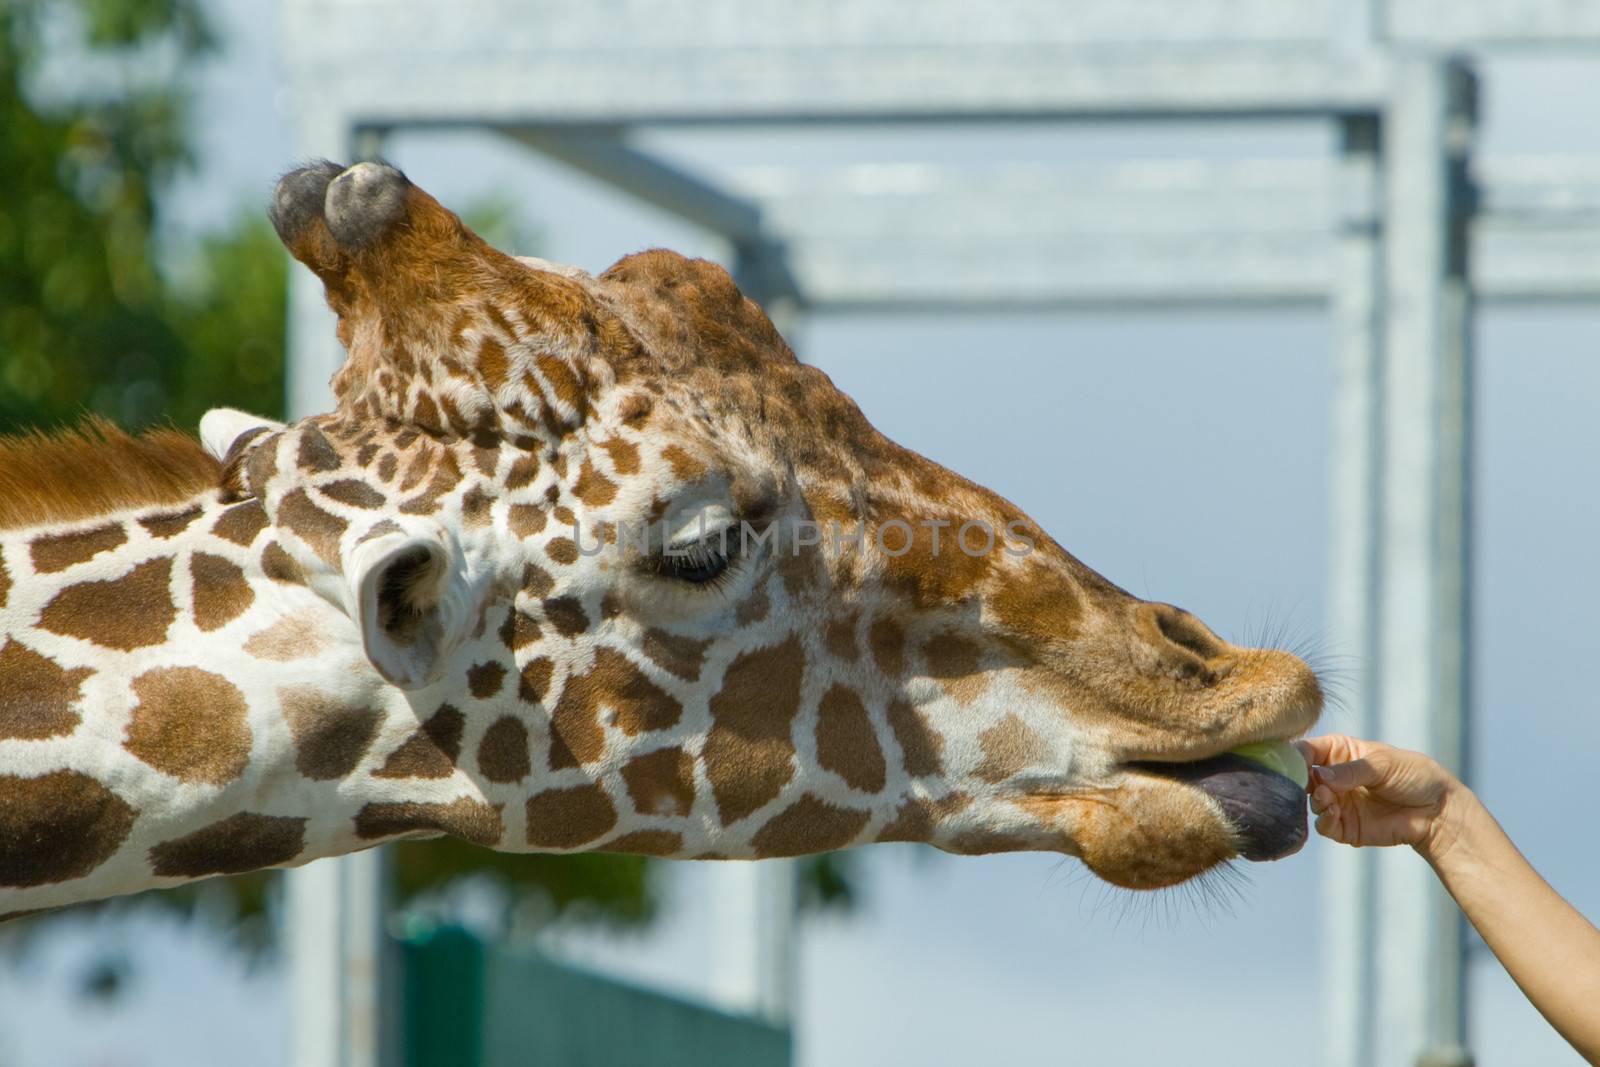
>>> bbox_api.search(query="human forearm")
[1420,787,1600,1065]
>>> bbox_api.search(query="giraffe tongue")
[1132,753,1310,862]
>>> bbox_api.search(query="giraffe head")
[226,161,1319,890]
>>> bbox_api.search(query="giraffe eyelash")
[647,528,743,588]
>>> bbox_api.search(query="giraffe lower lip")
[1127,754,1309,861]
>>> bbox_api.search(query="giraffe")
[0,161,1320,916]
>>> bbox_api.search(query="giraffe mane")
[0,417,222,531]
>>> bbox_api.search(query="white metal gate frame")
[277,6,1600,1065]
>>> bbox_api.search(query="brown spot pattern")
[39,557,176,651]
[399,452,465,515]
[876,792,970,844]
[280,686,382,780]
[519,657,553,703]
[751,793,870,857]
[279,488,348,567]
[260,541,304,583]
[520,562,554,598]
[815,685,886,793]
[149,812,306,877]
[823,613,859,662]
[355,798,504,845]
[526,783,617,849]
[477,335,509,389]
[868,616,906,677]
[535,354,586,414]
[373,705,465,779]
[924,630,988,704]
[573,460,617,506]
[704,637,804,825]
[190,552,254,632]
[641,628,711,681]
[242,609,327,661]
[500,609,541,651]
[887,698,944,777]
[924,631,981,679]
[0,770,137,888]
[508,504,546,538]
[124,667,252,785]
[140,505,203,539]
[605,830,682,856]
[319,479,386,509]
[621,746,696,817]
[877,799,931,843]
[476,716,531,783]
[211,500,269,546]
[550,648,681,769]
[0,639,91,740]
[30,523,126,573]
[991,564,1085,644]
[467,661,507,699]
[660,444,705,481]
[734,583,769,625]
[542,596,589,638]
[598,437,640,474]
[297,427,342,472]
[974,713,1044,784]
[506,457,539,491]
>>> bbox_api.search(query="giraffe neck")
[0,492,433,912]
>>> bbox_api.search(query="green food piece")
[1229,740,1309,789]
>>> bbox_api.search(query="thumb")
[1318,755,1386,793]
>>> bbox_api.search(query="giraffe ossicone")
[0,161,1321,914]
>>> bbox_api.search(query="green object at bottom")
[401,926,792,1067]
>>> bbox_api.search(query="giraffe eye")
[655,535,734,585]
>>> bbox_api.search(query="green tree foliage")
[0,0,204,430]
[0,0,856,962]
[164,207,288,426]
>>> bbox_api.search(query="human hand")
[1295,734,1468,860]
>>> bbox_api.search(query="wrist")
[1415,778,1482,870]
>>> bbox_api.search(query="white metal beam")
[288,0,1346,52]
[276,66,398,1067]
[1372,58,1475,1067]
[1324,114,1383,1067]
[1389,0,1600,46]
[504,127,767,246]
[280,0,1390,124]
[295,54,1392,124]
[685,158,1600,309]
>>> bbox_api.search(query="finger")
[1296,734,1365,768]
[1314,803,1344,843]
[1317,756,1386,793]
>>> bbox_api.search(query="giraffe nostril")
[1151,605,1224,661]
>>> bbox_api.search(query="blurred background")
[0,1,1597,1065]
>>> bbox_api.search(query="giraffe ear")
[199,408,286,463]
[345,525,477,690]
